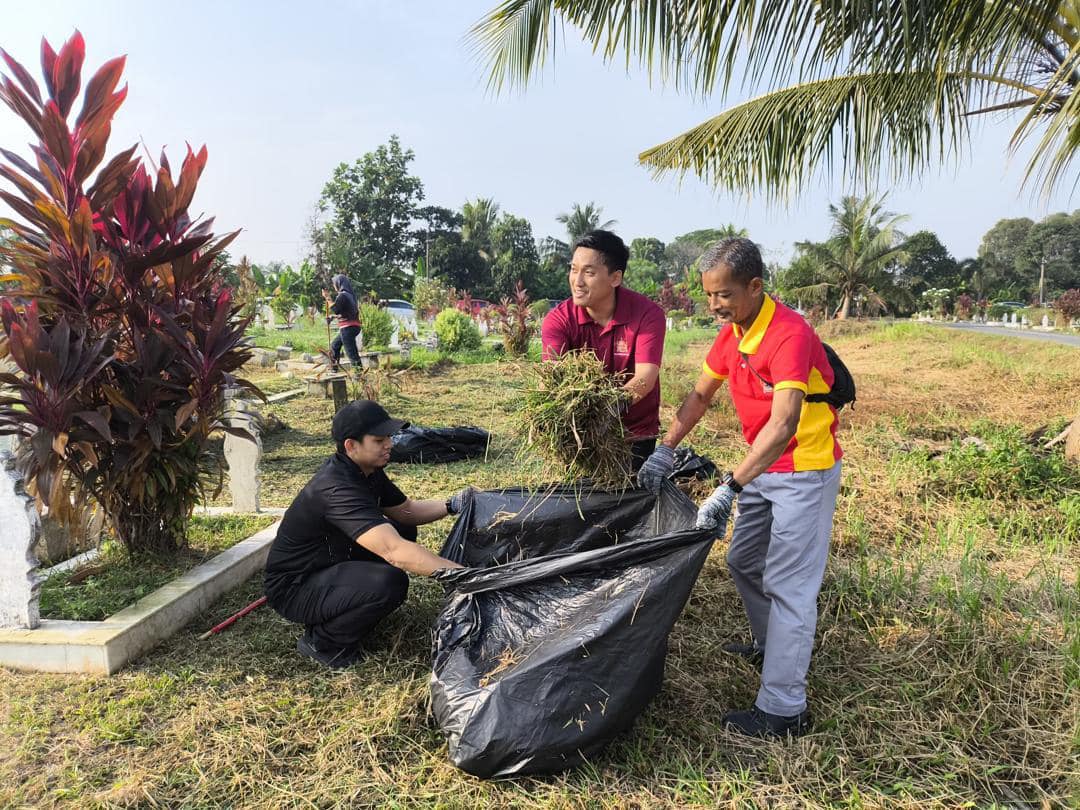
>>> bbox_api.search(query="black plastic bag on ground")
[669,446,718,483]
[431,482,714,778]
[389,425,489,464]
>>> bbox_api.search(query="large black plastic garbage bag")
[668,446,718,483]
[389,425,489,464]
[431,482,714,778]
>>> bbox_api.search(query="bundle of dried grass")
[520,351,633,488]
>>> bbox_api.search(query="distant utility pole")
[1039,255,1046,307]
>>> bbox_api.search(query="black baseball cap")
[332,400,409,442]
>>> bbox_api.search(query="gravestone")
[0,450,41,629]
[35,506,107,566]
[305,373,348,410]
[331,375,348,413]
[223,400,262,513]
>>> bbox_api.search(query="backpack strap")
[740,352,774,392]
[742,350,833,403]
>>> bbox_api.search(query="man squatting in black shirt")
[264,400,467,668]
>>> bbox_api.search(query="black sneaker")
[723,705,811,739]
[722,640,764,666]
[296,635,363,669]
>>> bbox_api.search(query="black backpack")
[741,342,857,410]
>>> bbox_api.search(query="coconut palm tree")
[472,2,1077,198]
[462,197,501,261]
[557,202,617,245]
[793,196,909,319]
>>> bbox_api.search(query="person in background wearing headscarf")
[323,274,364,372]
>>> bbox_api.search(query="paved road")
[936,322,1080,348]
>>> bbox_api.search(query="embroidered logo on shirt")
[614,338,629,355]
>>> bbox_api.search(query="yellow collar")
[731,294,776,354]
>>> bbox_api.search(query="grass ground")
[38,514,279,622]
[1,323,1077,808]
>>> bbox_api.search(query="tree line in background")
[772,196,1080,322]
[190,134,1080,327]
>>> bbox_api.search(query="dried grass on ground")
[1,323,1077,808]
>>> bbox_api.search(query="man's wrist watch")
[721,472,743,494]
[445,498,454,514]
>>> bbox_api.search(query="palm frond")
[469,1,1061,96]
[787,281,833,302]
[1012,34,1080,195]
[639,71,977,199]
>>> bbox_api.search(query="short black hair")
[698,237,763,284]
[572,230,629,274]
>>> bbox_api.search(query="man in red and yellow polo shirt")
[542,229,666,469]
[637,237,842,739]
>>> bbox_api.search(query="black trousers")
[630,438,657,474]
[270,521,416,653]
[331,325,362,366]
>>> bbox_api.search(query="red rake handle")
[198,595,267,640]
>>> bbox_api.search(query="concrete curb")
[0,520,280,675]
[266,388,306,404]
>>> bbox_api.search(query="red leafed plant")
[498,280,533,356]
[658,279,693,314]
[0,32,259,555]
[1054,289,1080,322]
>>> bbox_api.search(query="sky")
[3,1,1078,269]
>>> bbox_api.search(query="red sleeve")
[702,331,729,380]
[541,306,571,360]
[634,305,666,366]
[767,332,812,393]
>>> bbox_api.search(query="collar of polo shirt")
[574,286,631,331]
[731,294,777,355]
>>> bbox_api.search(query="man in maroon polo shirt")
[541,229,667,470]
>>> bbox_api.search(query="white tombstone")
[1042,314,1050,327]
[0,451,41,629]
[223,402,262,513]
[1021,315,1030,326]
[1010,313,1018,326]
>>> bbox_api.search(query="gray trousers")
[727,462,842,715]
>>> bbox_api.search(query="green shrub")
[414,276,453,319]
[434,308,482,351]
[360,304,393,349]
[529,299,552,321]
[271,289,296,325]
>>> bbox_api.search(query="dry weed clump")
[520,351,633,489]
[814,318,882,339]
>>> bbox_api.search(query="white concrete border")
[266,388,305,404]
[0,520,281,675]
